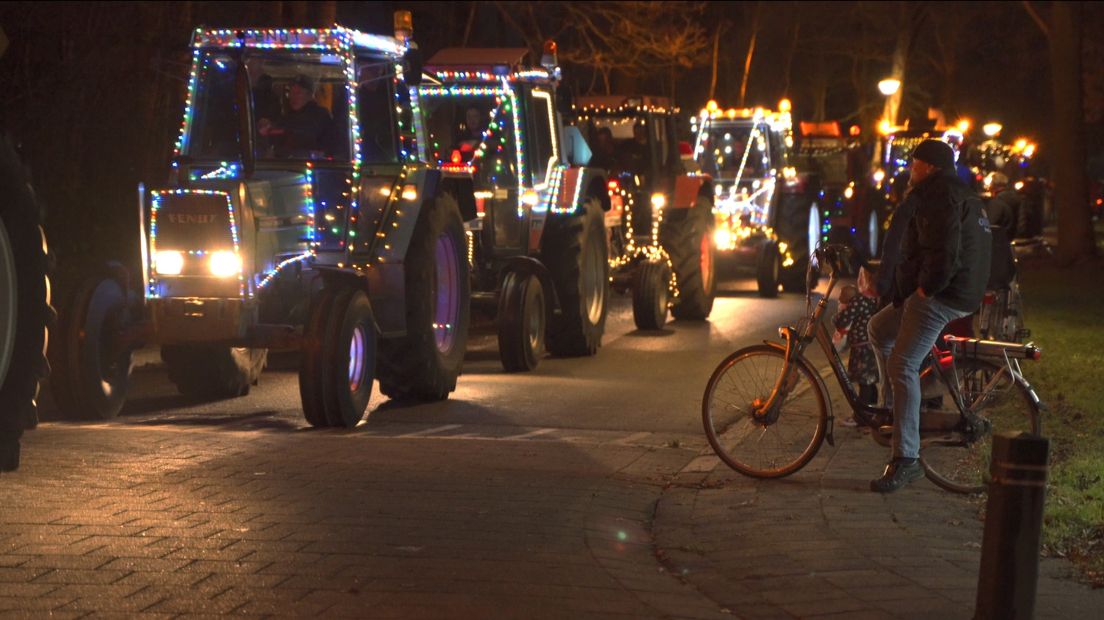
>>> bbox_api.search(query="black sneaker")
[870,459,923,493]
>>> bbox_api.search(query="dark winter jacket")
[985,189,1024,238]
[894,170,992,312]
[874,192,918,301]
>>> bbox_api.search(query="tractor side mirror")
[403,46,423,86]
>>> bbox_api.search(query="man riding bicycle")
[867,139,993,493]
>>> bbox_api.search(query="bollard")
[975,432,1049,620]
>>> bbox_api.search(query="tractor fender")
[672,174,713,209]
[373,167,440,267]
[557,167,609,214]
[501,256,562,319]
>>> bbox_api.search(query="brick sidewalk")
[0,423,726,618]
[655,426,1104,619]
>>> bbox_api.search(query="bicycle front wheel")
[920,358,1042,494]
[702,345,828,478]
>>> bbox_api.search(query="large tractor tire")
[161,345,266,399]
[299,287,377,428]
[49,268,133,421]
[543,196,609,357]
[378,193,470,400]
[663,196,716,320]
[497,271,545,372]
[0,136,51,470]
[631,257,670,330]
[779,194,821,293]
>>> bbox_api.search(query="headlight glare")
[208,250,241,278]
[154,251,184,275]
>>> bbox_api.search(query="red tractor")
[573,95,716,329]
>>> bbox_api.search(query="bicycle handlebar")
[814,243,854,278]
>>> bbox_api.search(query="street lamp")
[878,78,901,96]
[983,122,1003,138]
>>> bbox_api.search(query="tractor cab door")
[519,86,560,247]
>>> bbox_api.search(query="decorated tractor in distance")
[413,43,610,372]
[691,99,822,296]
[793,120,886,262]
[49,14,472,427]
[572,95,716,330]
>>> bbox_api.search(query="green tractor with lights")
[49,14,471,427]
[413,43,611,372]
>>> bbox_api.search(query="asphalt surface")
[3,276,1100,618]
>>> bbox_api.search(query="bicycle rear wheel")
[920,358,1042,494]
[702,345,828,478]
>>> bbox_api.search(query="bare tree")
[1024,1,1097,263]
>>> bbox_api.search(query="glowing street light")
[983,122,1003,138]
[878,78,901,96]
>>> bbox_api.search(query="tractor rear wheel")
[543,197,609,357]
[664,196,716,320]
[378,193,470,400]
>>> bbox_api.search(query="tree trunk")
[1049,1,1096,263]
[708,24,722,101]
[738,3,760,108]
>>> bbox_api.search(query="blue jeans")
[867,293,970,459]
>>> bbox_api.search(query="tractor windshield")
[182,50,398,164]
[795,138,850,185]
[696,122,769,182]
[418,92,519,189]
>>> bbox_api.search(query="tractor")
[572,95,716,330]
[691,99,821,296]
[49,14,471,427]
[413,43,610,372]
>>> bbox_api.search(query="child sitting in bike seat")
[834,284,879,419]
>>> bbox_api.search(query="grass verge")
[1018,251,1104,586]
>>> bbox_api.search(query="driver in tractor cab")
[455,106,487,152]
[258,74,335,157]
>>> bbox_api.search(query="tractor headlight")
[713,228,733,250]
[154,250,184,276]
[650,193,667,209]
[208,250,242,278]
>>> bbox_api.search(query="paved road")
[3,278,1101,618]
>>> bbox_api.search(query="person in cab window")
[588,127,617,171]
[259,75,334,157]
[457,106,487,148]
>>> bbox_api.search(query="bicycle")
[701,243,1045,494]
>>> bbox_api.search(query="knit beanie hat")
[911,139,956,170]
